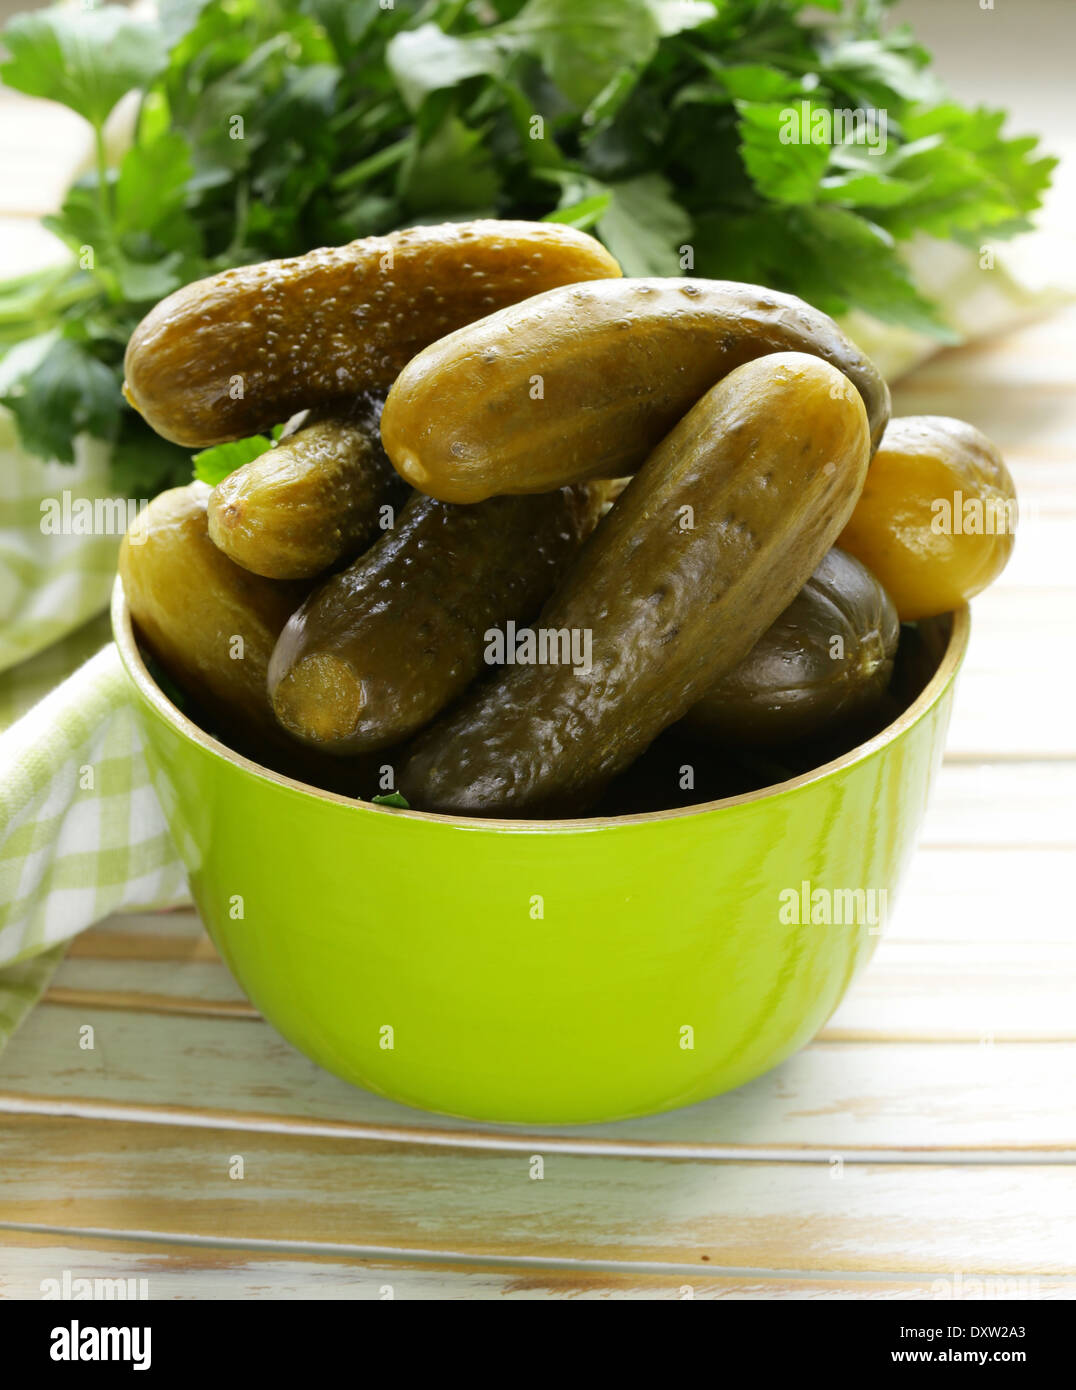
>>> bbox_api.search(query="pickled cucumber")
[683,548,900,750]
[268,485,602,754]
[838,415,1016,620]
[120,482,307,739]
[208,395,408,579]
[123,221,622,447]
[381,277,890,503]
[398,352,873,816]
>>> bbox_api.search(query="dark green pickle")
[268,485,602,754]
[682,548,900,750]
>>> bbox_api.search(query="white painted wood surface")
[1,3,1074,1299]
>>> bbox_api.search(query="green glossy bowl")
[113,580,969,1125]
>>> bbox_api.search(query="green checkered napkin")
[0,625,189,1051]
[0,411,124,673]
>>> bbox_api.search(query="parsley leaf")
[597,174,693,276]
[785,206,958,338]
[401,117,501,218]
[110,417,195,499]
[505,0,662,109]
[0,335,120,463]
[0,5,167,129]
[736,99,831,204]
[192,434,275,487]
[386,24,506,112]
[545,170,692,274]
[371,791,410,808]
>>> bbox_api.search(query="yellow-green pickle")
[399,352,872,816]
[380,277,890,503]
[119,482,308,740]
[208,396,408,579]
[269,484,602,754]
[838,415,1016,620]
[123,220,622,446]
[683,548,900,750]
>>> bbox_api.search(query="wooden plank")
[66,910,210,957]
[1,1227,1070,1300]
[825,939,1076,1041]
[1,1115,1074,1274]
[892,312,1076,388]
[890,375,1076,452]
[894,848,1076,943]
[45,958,250,1016]
[947,591,1076,758]
[955,591,1074,669]
[993,455,1076,514]
[3,1005,1074,1153]
[987,515,1076,583]
[41,986,254,1020]
[922,762,1076,847]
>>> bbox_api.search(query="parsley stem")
[0,267,97,326]
[93,123,114,226]
[223,181,250,263]
[433,0,470,32]
[331,137,412,192]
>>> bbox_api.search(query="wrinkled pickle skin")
[268,484,603,755]
[123,221,623,447]
[399,352,873,817]
[119,482,308,740]
[682,548,900,751]
[207,396,409,579]
[381,277,890,503]
[838,415,1016,621]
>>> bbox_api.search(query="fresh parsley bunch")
[0,0,1056,496]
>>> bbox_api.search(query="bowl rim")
[111,577,970,832]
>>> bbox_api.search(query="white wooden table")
[1,3,1074,1299]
